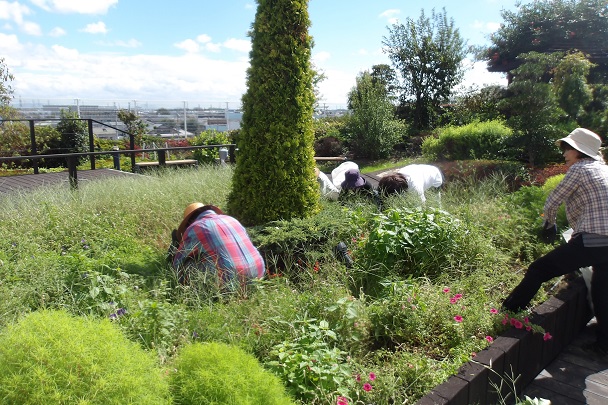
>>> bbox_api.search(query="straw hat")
[177,202,223,238]
[556,128,602,161]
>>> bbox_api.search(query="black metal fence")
[0,118,236,189]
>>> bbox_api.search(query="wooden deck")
[522,318,608,404]
[0,169,139,195]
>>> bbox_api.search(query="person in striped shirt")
[169,203,265,291]
[502,128,608,356]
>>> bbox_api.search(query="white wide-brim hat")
[556,128,602,161]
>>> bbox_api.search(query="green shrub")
[0,310,170,405]
[421,120,512,161]
[190,129,230,164]
[170,341,295,405]
[266,318,354,404]
[351,207,490,293]
[227,0,319,225]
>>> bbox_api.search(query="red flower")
[363,383,372,392]
[337,396,349,405]
[369,372,376,381]
[543,332,553,341]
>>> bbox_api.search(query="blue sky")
[0,0,530,109]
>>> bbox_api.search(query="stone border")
[415,277,592,405]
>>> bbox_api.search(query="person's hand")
[167,229,180,262]
[541,222,557,244]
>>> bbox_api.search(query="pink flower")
[453,293,463,300]
[355,374,361,382]
[485,336,494,343]
[543,332,553,341]
[443,287,450,293]
[369,372,376,381]
[450,298,457,304]
[524,317,530,324]
[454,315,463,323]
[490,308,499,314]
[501,317,508,325]
[363,383,372,392]
[510,318,517,326]
[337,396,349,405]
[513,320,523,329]
[526,326,532,332]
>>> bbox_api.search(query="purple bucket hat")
[342,168,365,188]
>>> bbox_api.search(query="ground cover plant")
[0,163,562,404]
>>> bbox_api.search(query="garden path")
[0,168,140,195]
[521,318,608,404]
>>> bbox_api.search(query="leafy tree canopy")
[383,8,467,130]
[482,0,608,75]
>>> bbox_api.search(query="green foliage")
[117,109,147,145]
[499,52,568,166]
[227,0,319,225]
[0,57,14,106]
[383,8,467,130]
[190,129,230,164]
[0,310,170,405]
[56,109,88,165]
[484,0,608,74]
[0,166,560,404]
[449,85,508,125]
[170,341,295,405]
[421,120,513,161]
[553,51,594,120]
[266,318,354,404]
[346,71,406,159]
[367,281,498,358]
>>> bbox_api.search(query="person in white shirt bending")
[377,164,444,203]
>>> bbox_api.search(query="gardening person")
[502,128,608,356]
[167,203,265,290]
[377,164,444,203]
[338,168,381,206]
[315,167,339,200]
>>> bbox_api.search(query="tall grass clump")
[0,310,170,405]
[170,341,295,405]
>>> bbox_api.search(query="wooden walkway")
[522,318,608,404]
[0,168,139,195]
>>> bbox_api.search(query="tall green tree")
[483,0,608,75]
[499,52,566,166]
[383,8,467,130]
[0,57,14,108]
[56,109,88,165]
[346,71,406,159]
[227,0,318,225]
[117,109,147,145]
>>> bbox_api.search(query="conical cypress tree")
[227,0,319,225]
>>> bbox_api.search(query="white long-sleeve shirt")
[397,164,444,203]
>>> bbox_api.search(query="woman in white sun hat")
[502,128,608,356]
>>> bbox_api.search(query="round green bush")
[0,310,170,405]
[170,342,295,405]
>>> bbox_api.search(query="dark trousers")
[502,235,608,348]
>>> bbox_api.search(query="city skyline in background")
[0,0,531,108]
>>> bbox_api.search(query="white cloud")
[30,0,118,14]
[97,38,142,48]
[196,34,212,43]
[223,38,250,53]
[81,21,107,34]
[312,51,331,63]
[174,39,199,53]
[51,44,79,60]
[379,9,400,25]
[49,26,66,37]
[21,20,41,35]
[0,0,30,24]
[0,32,22,52]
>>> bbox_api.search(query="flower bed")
[415,277,592,405]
